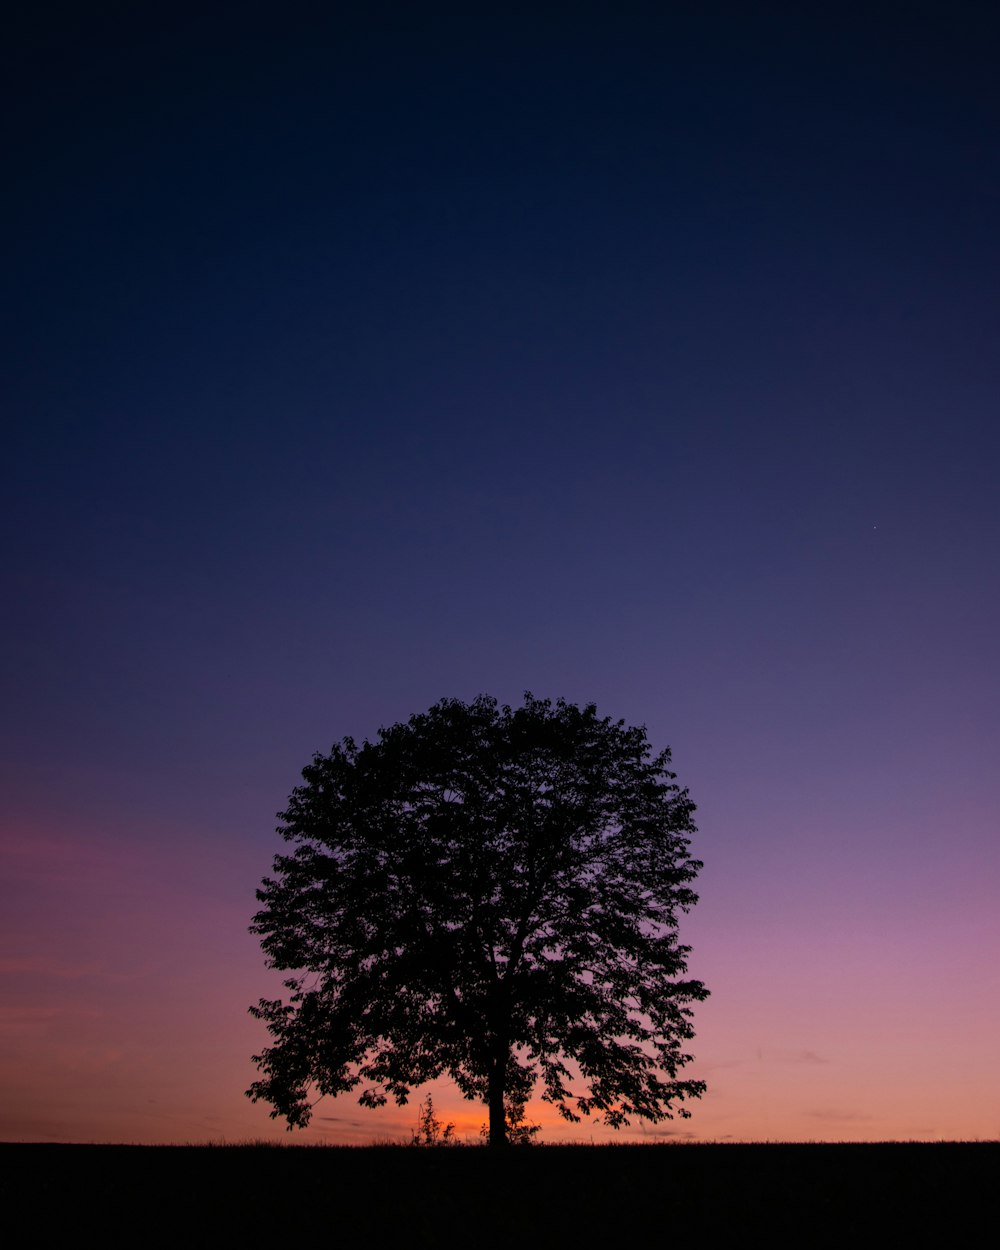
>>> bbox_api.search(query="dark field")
[3,1141,995,1247]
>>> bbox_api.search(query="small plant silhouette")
[411,1095,456,1146]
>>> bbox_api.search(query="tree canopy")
[247,693,708,1145]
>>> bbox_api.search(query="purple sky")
[2,4,998,1143]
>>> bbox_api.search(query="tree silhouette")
[247,694,708,1146]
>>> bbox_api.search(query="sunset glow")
[3,5,998,1146]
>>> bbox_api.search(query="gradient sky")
[2,3,998,1144]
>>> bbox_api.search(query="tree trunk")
[487,1047,508,1147]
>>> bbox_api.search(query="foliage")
[480,1101,541,1146]
[247,693,708,1145]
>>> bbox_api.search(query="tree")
[247,693,708,1146]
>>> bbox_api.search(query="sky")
[2,2,998,1144]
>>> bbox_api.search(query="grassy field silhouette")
[3,1140,995,1247]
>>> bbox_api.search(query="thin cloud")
[0,1005,101,1036]
[804,1110,873,1123]
[638,1127,698,1139]
[0,956,115,979]
[795,1050,831,1065]
[756,1048,831,1065]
